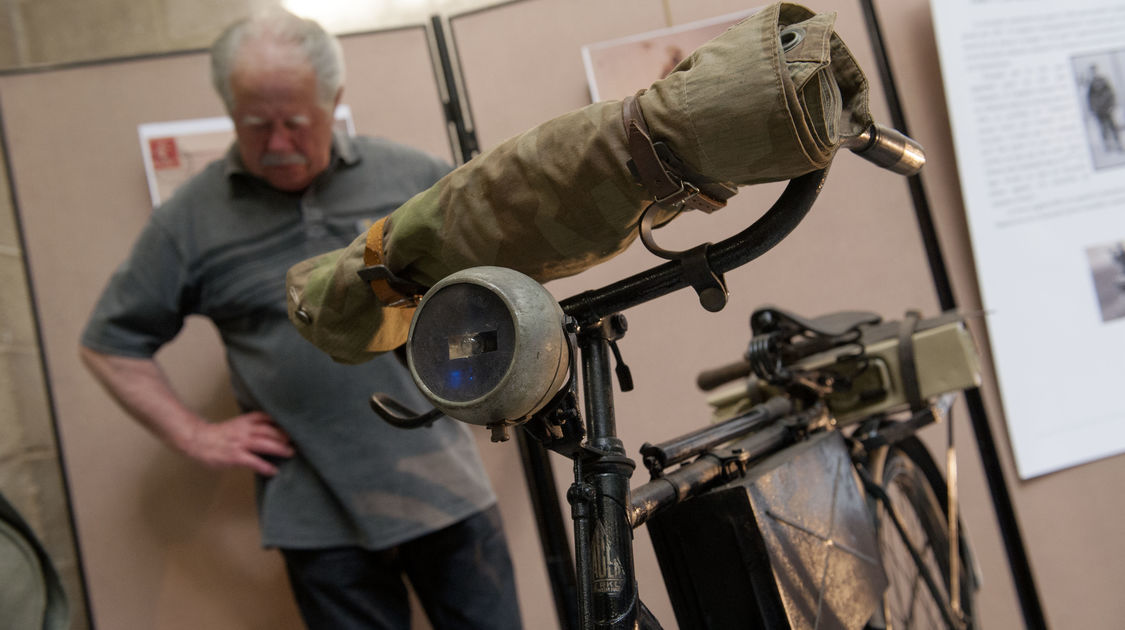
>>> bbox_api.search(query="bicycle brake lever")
[639,204,729,312]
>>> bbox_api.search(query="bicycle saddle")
[750,306,881,339]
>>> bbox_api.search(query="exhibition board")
[0,25,452,630]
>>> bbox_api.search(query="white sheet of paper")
[931,0,1125,478]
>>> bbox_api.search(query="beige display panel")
[1,26,454,630]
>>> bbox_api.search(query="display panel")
[932,0,1125,479]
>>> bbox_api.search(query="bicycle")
[371,125,981,629]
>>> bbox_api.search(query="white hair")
[210,8,345,112]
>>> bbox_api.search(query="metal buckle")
[653,178,699,207]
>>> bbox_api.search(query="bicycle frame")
[539,169,974,629]
[378,163,981,629]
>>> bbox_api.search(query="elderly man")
[79,9,520,630]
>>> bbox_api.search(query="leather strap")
[622,93,736,213]
[362,217,421,307]
[897,310,924,412]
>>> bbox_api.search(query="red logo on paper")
[149,137,181,169]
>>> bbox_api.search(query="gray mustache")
[261,153,309,166]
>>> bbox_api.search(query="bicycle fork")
[567,316,659,630]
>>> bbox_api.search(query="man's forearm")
[79,346,294,475]
[78,346,205,454]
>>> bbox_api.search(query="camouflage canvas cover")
[286,2,872,363]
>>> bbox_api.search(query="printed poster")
[931,0,1125,478]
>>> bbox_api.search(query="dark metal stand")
[428,16,577,630]
[858,2,1048,628]
[427,14,480,165]
[516,430,580,630]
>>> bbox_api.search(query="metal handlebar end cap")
[844,123,926,176]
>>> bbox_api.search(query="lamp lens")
[411,283,516,402]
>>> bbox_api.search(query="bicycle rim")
[874,438,976,630]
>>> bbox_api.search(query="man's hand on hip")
[182,411,294,476]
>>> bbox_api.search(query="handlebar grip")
[696,359,752,391]
[843,123,925,176]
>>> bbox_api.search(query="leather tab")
[897,310,924,412]
[622,93,735,213]
[362,217,423,307]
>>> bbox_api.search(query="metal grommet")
[779,26,805,52]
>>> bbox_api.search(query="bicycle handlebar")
[697,359,753,392]
[392,126,926,436]
[560,168,830,324]
[558,124,923,324]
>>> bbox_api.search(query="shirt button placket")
[302,189,329,246]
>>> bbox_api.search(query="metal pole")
[427,16,580,629]
[857,2,1048,627]
[516,430,579,630]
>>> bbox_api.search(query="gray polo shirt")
[82,133,496,550]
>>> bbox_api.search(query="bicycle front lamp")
[406,266,571,441]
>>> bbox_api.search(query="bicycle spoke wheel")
[873,437,976,630]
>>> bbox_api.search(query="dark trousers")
[281,505,522,630]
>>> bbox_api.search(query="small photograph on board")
[1086,239,1125,322]
[581,9,759,103]
[1071,50,1125,170]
